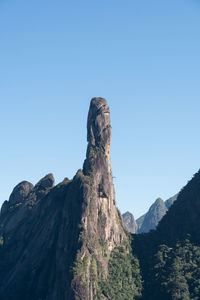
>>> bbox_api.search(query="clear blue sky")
[0,0,200,218]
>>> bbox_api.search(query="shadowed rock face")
[34,173,55,190]
[0,200,9,216]
[0,98,126,300]
[9,181,34,205]
[132,171,200,299]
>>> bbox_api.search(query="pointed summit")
[0,98,141,300]
[87,97,111,151]
[83,97,112,177]
[34,173,55,190]
[138,197,167,233]
[72,98,128,298]
[81,98,125,247]
[9,181,33,205]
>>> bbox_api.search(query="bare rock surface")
[73,97,127,299]
[9,181,33,205]
[0,98,127,300]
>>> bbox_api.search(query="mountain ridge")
[122,194,178,234]
[0,98,142,300]
[1,98,200,300]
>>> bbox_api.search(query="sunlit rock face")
[72,97,127,299]
[0,98,127,300]
[83,97,125,249]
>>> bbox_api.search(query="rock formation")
[9,181,34,205]
[136,194,178,233]
[122,211,138,234]
[0,98,138,300]
[137,198,167,233]
[2,97,200,299]
[72,97,127,299]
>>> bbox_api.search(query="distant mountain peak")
[122,211,138,234]
[136,194,178,234]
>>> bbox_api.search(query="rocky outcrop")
[2,96,190,300]
[9,181,34,205]
[82,98,125,249]
[136,194,178,233]
[0,173,81,299]
[72,98,127,299]
[0,98,129,300]
[34,173,55,190]
[122,211,138,234]
[138,198,167,233]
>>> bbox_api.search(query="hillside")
[133,171,200,299]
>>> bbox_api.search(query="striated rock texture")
[0,98,140,300]
[122,211,138,234]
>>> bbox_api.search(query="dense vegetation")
[152,238,200,299]
[135,237,200,300]
[132,170,200,300]
[100,244,142,300]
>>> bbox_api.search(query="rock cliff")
[0,98,140,300]
[70,98,128,299]
[2,97,199,299]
